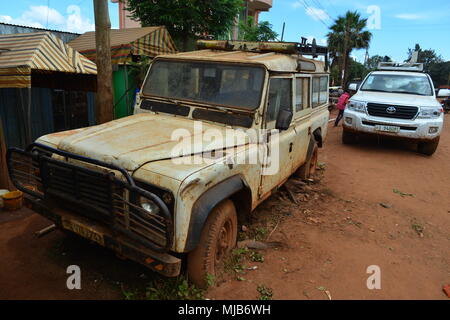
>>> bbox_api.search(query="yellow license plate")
[62,218,105,246]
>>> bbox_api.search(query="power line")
[301,0,330,28]
[311,0,334,22]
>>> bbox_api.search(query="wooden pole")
[0,119,13,190]
[93,0,114,124]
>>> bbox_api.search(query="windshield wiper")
[390,91,429,96]
[361,89,388,93]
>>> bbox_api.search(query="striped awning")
[0,32,97,88]
[68,26,178,64]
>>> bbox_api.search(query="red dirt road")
[0,113,449,300]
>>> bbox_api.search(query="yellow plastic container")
[2,191,24,211]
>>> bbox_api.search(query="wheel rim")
[309,149,318,177]
[215,219,233,264]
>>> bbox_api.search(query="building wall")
[111,0,141,29]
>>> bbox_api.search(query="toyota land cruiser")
[342,62,444,155]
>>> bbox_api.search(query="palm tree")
[327,11,372,87]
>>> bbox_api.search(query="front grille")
[367,103,418,120]
[7,145,173,252]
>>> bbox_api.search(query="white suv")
[342,62,444,155]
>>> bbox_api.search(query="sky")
[1,0,449,63]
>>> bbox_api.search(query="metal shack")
[0,32,97,149]
[68,26,178,119]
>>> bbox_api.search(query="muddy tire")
[296,143,319,180]
[418,138,440,156]
[342,129,357,145]
[187,199,237,288]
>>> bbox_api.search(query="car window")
[312,76,328,107]
[295,78,310,112]
[319,77,328,104]
[267,78,292,123]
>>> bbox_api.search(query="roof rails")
[196,39,329,70]
[377,62,424,72]
[196,39,328,57]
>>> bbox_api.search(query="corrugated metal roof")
[69,26,163,52]
[0,32,97,88]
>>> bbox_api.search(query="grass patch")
[257,285,273,300]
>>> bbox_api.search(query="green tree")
[327,11,372,87]
[366,55,391,70]
[406,44,444,73]
[125,0,244,51]
[429,61,450,87]
[239,17,279,42]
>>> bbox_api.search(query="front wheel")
[418,138,440,156]
[187,199,237,288]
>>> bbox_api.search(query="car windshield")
[142,60,265,110]
[360,74,433,96]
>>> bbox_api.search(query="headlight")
[347,100,366,113]
[417,107,443,119]
[140,199,160,215]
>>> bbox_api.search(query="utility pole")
[93,0,114,124]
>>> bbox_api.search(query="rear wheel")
[187,199,237,288]
[342,129,358,145]
[418,138,440,156]
[296,143,318,180]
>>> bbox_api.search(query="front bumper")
[29,196,181,277]
[7,143,180,276]
[343,109,444,141]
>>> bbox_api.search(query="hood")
[37,113,251,171]
[353,91,440,107]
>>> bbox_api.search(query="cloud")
[305,7,329,21]
[0,5,95,33]
[66,5,95,33]
[22,5,65,25]
[395,13,426,20]
[291,2,329,22]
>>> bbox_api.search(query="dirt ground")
[1,111,449,300]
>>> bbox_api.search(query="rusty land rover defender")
[7,40,330,287]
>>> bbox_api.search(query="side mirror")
[348,83,358,91]
[275,109,293,131]
[437,89,450,98]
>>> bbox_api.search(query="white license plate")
[374,125,400,133]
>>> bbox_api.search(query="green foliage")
[366,55,392,70]
[239,17,278,42]
[125,0,244,51]
[257,285,273,300]
[327,11,372,86]
[145,276,205,300]
[406,44,449,87]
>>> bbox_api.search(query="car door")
[291,75,312,172]
[259,76,296,198]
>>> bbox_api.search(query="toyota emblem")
[386,107,397,114]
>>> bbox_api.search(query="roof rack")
[196,38,329,69]
[377,62,424,72]
[196,39,328,57]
